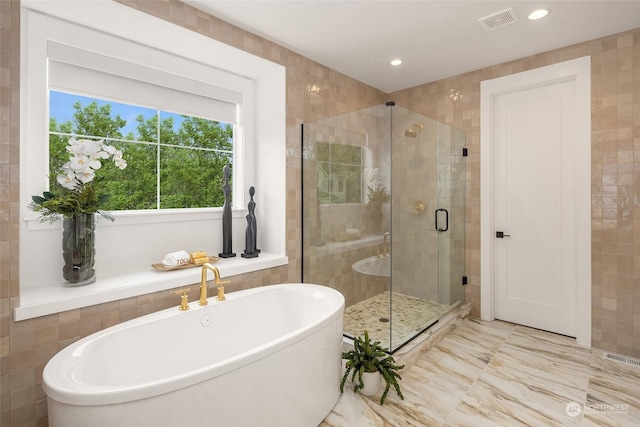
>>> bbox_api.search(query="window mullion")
[156,110,161,210]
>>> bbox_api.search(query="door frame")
[479,56,591,346]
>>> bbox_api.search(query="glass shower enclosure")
[302,103,466,352]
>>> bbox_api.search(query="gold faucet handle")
[216,279,230,301]
[174,288,191,311]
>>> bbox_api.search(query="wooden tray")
[151,256,220,272]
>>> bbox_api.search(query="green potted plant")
[340,330,404,405]
[365,168,390,234]
[29,137,127,286]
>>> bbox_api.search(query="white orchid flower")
[89,158,102,170]
[113,150,127,170]
[75,167,96,183]
[66,138,98,155]
[70,154,101,171]
[70,139,85,151]
[115,158,127,170]
[69,155,84,170]
[57,172,79,190]
[66,136,79,150]
[102,144,116,155]
[81,140,103,156]
[31,137,130,223]
[94,150,111,160]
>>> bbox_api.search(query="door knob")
[496,231,511,238]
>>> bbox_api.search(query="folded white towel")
[162,250,190,267]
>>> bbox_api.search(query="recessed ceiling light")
[528,9,549,20]
[390,59,402,66]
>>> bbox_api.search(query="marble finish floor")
[343,291,450,350]
[322,319,640,426]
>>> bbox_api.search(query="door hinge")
[462,275,468,285]
[462,148,468,157]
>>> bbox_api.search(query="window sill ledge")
[14,253,288,321]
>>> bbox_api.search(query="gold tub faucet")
[200,263,231,304]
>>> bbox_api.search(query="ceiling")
[186,1,640,93]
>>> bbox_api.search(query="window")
[316,142,363,204]
[17,1,286,320]
[49,91,233,209]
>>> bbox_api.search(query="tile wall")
[302,111,390,308]
[1,0,639,425]
[389,28,640,357]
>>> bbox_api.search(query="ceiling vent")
[478,8,519,31]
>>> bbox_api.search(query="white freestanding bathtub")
[43,283,345,427]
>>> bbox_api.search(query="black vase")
[61,213,96,287]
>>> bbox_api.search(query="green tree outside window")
[316,142,363,204]
[48,92,233,210]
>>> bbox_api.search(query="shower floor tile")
[343,291,449,350]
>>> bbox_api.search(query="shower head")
[404,123,424,139]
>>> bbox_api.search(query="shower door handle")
[496,231,511,238]
[435,208,449,232]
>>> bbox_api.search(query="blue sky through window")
[49,91,186,137]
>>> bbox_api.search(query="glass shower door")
[439,127,466,308]
[389,108,466,351]
[301,104,465,354]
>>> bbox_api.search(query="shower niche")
[302,103,466,352]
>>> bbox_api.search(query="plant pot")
[61,213,96,287]
[359,371,382,396]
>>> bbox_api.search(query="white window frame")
[16,0,287,321]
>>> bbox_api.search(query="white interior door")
[480,57,591,344]
[494,80,577,336]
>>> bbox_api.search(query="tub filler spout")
[377,232,391,257]
[200,263,230,303]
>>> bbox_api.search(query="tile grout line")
[576,349,597,427]
[499,324,593,427]
[439,321,518,426]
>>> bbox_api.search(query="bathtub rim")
[352,255,390,277]
[43,283,344,406]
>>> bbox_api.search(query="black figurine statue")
[219,165,236,258]
[242,186,259,258]
[249,186,260,254]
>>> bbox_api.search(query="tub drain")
[379,317,389,323]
